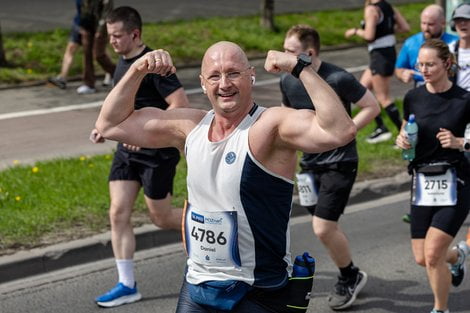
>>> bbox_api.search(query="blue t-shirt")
[396,32,458,83]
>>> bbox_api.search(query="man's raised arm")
[264,50,356,152]
[95,50,177,147]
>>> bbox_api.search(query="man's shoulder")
[320,62,357,87]
[442,32,459,44]
[320,61,346,74]
[403,32,424,46]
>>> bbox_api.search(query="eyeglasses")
[414,62,439,71]
[202,67,253,85]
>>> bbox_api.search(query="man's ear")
[132,30,140,40]
[307,48,316,57]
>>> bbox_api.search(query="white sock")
[116,259,135,288]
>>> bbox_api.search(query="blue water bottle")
[293,252,316,277]
[286,252,315,312]
[402,114,418,161]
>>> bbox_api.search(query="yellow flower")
[32,167,39,173]
[15,196,21,201]
[79,156,87,161]
[27,41,33,48]
[105,155,111,160]
[88,163,95,168]
[13,160,20,165]
[27,68,33,75]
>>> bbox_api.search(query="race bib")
[296,172,318,207]
[184,203,241,267]
[412,168,457,206]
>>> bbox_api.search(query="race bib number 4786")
[184,204,241,267]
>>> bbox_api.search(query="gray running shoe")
[451,240,470,287]
[366,127,392,144]
[47,76,67,89]
[328,271,368,310]
[430,309,449,313]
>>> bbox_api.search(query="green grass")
[0,154,188,252]
[0,1,430,84]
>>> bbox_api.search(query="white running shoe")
[102,73,113,87]
[76,84,96,95]
[451,240,470,287]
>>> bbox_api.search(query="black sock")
[385,103,402,131]
[339,262,359,279]
[374,115,386,130]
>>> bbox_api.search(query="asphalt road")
[1,193,469,313]
[0,0,424,34]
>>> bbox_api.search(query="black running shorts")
[410,177,470,238]
[303,162,357,221]
[369,47,396,77]
[108,150,180,200]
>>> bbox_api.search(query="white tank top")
[183,104,294,288]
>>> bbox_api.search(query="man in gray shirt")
[280,24,380,311]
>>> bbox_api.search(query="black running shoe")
[328,271,368,310]
[366,127,392,144]
[48,76,67,89]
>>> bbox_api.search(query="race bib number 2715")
[412,168,457,206]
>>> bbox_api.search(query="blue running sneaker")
[95,282,142,307]
[451,241,470,287]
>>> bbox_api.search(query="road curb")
[0,172,411,284]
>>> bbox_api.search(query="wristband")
[463,139,470,152]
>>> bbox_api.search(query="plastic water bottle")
[402,114,418,161]
[293,252,316,277]
[288,252,316,312]
[465,123,470,142]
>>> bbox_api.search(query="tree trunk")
[260,0,277,32]
[435,0,445,17]
[0,22,7,67]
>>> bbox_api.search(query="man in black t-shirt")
[280,25,380,311]
[89,6,189,308]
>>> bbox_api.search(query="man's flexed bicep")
[274,107,347,154]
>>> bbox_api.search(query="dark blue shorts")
[69,23,81,45]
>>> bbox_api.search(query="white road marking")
[0,65,368,121]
